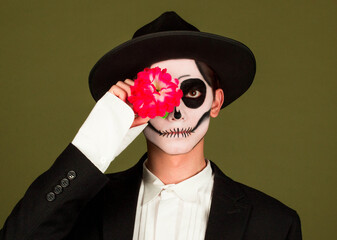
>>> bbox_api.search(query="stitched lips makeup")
[143,59,214,155]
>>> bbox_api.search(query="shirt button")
[54,185,63,194]
[61,178,69,188]
[46,192,55,202]
[67,170,76,180]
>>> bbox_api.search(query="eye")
[185,89,202,98]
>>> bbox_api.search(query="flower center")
[153,79,162,92]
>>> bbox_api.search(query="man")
[0,12,302,240]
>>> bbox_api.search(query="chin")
[144,122,209,155]
[159,143,194,155]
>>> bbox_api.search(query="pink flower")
[128,67,183,119]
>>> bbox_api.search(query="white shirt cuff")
[72,92,147,173]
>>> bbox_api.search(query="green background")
[1,0,336,239]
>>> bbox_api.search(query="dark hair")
[195,60,220,98]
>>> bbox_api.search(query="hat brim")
[89,31,256,108]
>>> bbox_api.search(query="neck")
[145,139,207,185]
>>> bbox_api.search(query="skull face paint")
[143,59,214,155]
[180,78,207,108]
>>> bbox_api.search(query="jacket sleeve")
[286,211,302,240]
[0,144,109,240]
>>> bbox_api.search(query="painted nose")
[174,107,182,119]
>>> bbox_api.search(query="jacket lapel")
[101,155,251,240]
[205,162,252,240]
[102,154,146,240]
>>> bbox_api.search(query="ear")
[210,89,224,118]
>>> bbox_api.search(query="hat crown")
[132,11,199,39]
[90,11,256,108]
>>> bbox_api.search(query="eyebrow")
[178,74,190,80]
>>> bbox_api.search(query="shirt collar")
[142,159,213,204]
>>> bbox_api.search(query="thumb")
[131,115,150,128]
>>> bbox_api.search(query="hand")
[108,79,150,128]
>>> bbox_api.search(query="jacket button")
[67,170,76,180]
[46,192,55,202]
[54,185,63,194]
[61,178,69,188]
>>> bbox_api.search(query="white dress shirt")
[72,92,214,239]
[133,160,214,240]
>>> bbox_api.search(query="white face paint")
[143,59,214,155]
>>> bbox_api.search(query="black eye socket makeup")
[180,78,206,109]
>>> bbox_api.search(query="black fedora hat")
[89,11,256,108]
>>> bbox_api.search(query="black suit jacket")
[0,144,302,240]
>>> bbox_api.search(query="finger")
[131,116,150,128]
[116,81,132,97]
[124,79,135,86]
[108,85,127,102]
